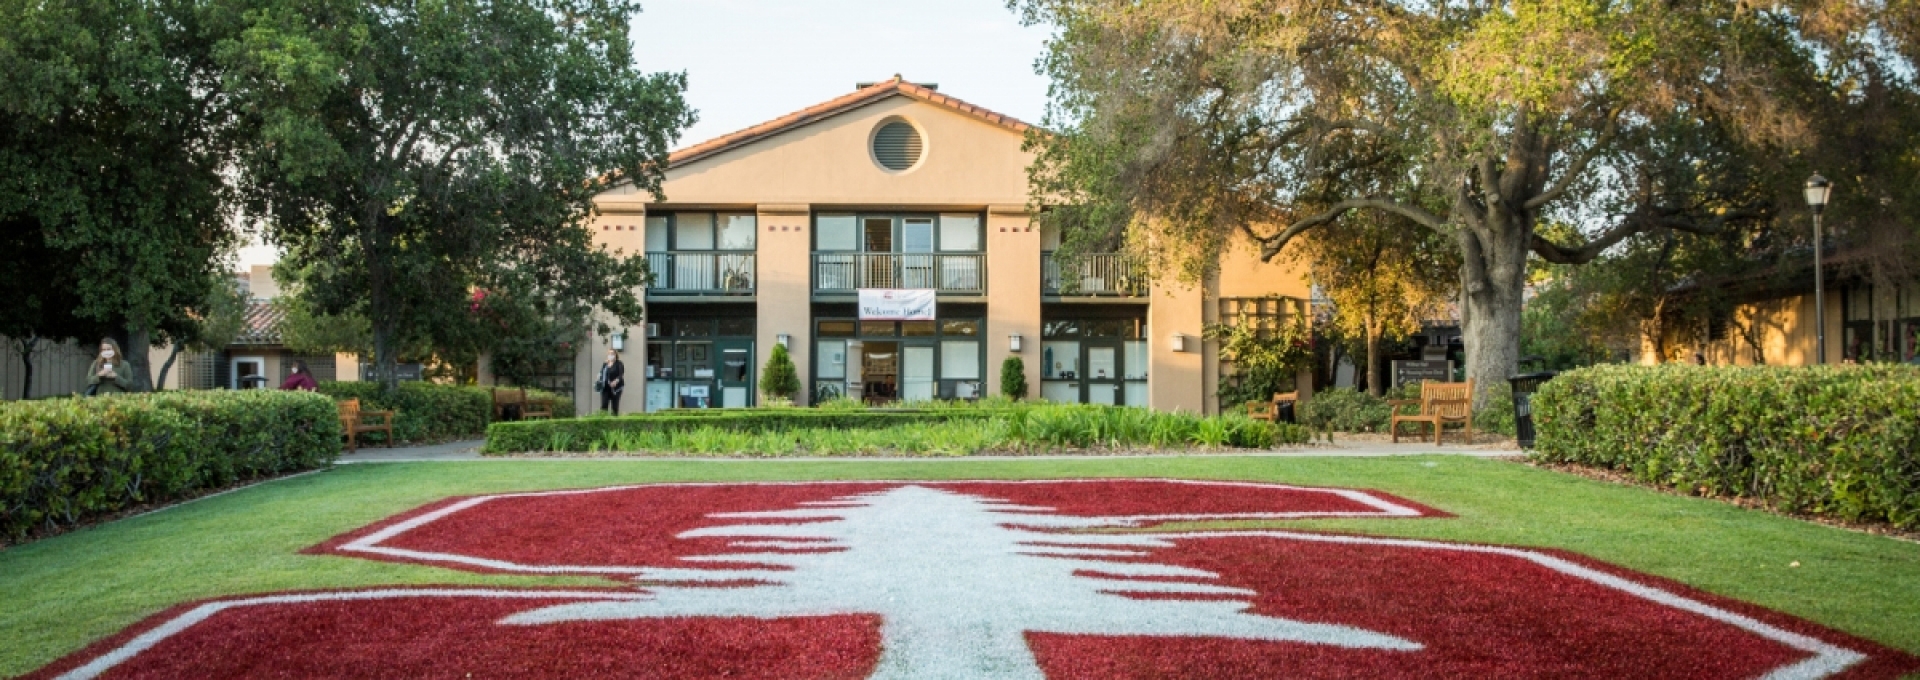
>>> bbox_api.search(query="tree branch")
[1530,208,1759,264]
[1253,198,1448,261]
[1524,110,1621,211]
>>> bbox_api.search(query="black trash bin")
[1508,371,1558,449]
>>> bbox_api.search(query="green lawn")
[2,455,1918,676]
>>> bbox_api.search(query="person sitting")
[281,359,318,391]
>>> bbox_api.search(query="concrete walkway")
[336,438,1517,463]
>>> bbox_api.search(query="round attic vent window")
[871,119,924,171]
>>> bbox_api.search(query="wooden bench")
[1388,380,1474,445]
[491,388,554,421]
[338,398,394,452]
[1245,391,1300,422]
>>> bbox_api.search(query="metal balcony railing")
[645,252,756,295]
[1042,252,1148,296]
[812,253,986,294]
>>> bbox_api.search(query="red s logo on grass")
[31,480,1920,679]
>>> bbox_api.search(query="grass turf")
[1,455,1917,677]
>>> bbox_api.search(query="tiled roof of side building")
[667,75,1037,168]
[236,301,285,345]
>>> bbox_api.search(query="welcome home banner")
[857,289,937,321]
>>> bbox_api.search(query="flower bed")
[0,390,340,541]
[483,404,1309,455]
[1531,364,1920,529]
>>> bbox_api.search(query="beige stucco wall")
[1649,289,1845,366]
[597,96,1032,210]
[1149,278,1207,413]
[986,206,1042,398]
[756,206,814,404]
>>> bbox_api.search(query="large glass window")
[939,214,981,252]
[817,214,858,251]
[718,213,756,250]
[817,340,847,379]
[902,218,935,253]
[941,341,981,379]
[644,216,669,252]
[675,213,715,250]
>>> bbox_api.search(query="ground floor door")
[715,340,754,408]
[1083,340,1122,405]
[861,341,899,405]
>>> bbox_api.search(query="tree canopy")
[220,0,692,390]
[1016,0,1920,401]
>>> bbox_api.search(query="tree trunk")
[373,322,399,393]
[1364,325,1383,397]
[126,323,154,392]
[155,343,183,391]
[14,336,38,399]
[1456,221,1532,408]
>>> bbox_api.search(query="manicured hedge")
[485,410,1003,453]
[314,382,573,443]
[1532,364,1920,529]
[0,390,341,541]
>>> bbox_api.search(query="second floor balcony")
[813,253,986,294]
[646,252,756,296]
[1043,252,1149,297]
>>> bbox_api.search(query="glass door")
[715,340,754,408]
[902,345,936,402]
[1084,341,1121,405]
[673,342,713,408]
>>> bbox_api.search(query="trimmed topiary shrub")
[0,390,341,541]
[1000,356,1028,399]
[761,344,800,403]
[316,382,493,443]
[1532,364,1920,529]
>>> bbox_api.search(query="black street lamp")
[1805,173,1832,364]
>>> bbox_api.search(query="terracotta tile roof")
[668,75,1037,168]
[235,301,284,345]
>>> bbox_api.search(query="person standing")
[597,348,626,415]
[86,339,134,396]
[281,359,318,391]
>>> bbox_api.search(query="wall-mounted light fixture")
[777,333,791,349]
[611,332,626,352]
[1009,333,1023,353]
[1170,333,1194,353]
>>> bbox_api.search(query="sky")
[236,0,1055,270]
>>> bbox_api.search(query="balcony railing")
[646,252,756,295]
[1042,252,1148,296]
[813,253,986,294]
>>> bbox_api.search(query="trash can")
[1508,371,1558,449]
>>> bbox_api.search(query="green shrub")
[1532,364,1920,529]
[760,344,800,402]
[316,382,492,443]
[1299,388,1393,432]
[0,390,340,541]
[1000,356,1028,399]
[486,403,1308,455]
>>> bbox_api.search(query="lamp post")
[1805,173,1832,364]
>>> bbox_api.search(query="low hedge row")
[485,410,1003,453]
[316,382,573,443]
[0,390,341,541]
[1532,364,1920,529]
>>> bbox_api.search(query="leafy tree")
[0,220,110,398]
[153,274,250,390]
[220,0,693,391]
[761,344,801,403]
[1,0,241,391]
[1015,0,1913,404]
[999,356,1028,400]
[1291,212,1456,396]
[1205,315,1312,407]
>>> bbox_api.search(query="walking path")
[336,439,1518,463]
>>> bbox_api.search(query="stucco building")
[572,77,1312,415]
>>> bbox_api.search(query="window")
[718,213,756,250]
[941,341,981,379]
[901,321,937,336]
[861,321,898,337]
[817,320,856,337]
[1220,297,1303,334]
[939,214,981,252]
[817,340,847,379]
[644,216,669,252]
[942,320,979,336]
[717,317,755,336]
[817,214,858,251]
[902,218,935,253]
[675,213,714,250]
[872,119,924,171]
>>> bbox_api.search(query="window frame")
[648,211,757,252]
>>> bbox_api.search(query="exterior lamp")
[1009,333,1023,353]
[777,334,791,349]
[1805,173,1832,364]
[1170,333,1194,353]
[611,332,625,352]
